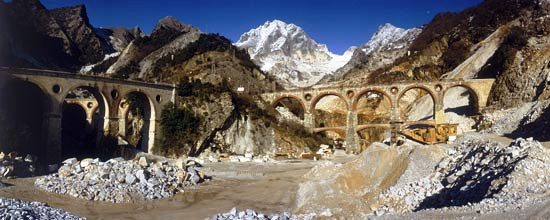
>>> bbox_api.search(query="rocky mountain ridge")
[0,0,140,70]
[320,23,421,84]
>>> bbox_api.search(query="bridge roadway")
[261,79,495,152]
[1,67,176,162]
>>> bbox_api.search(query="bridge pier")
[42,100,63,163]
[434,98,445,124]
[303,112,314,132]
[344,110,359,153]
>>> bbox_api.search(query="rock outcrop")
[0,0,138,70]
[94,27,143,53]
[49,5,110,64]
[295,142,414,217]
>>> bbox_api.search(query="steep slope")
[364,0,541,85]
[49,4,112,64]
[235,20,353,88]
[0,0,77,69]
[335,0,548,118]
[104,16,199,77]
[321,23,421,85]
[95,27,143,53]
[0,0,135,70]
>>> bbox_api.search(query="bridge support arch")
[261,79,495,153]
[2,68,175,161]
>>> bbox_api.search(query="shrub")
[155,103,201,156]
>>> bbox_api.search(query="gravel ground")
[208,207,308,220]
[0,197,84,220]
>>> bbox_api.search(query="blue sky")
[41,0,481,54]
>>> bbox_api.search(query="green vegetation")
[176,76,229,99]
[154,103,201,156]
[153,33,259,79]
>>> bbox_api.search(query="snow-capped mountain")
[321,23,421,84]
[235,20,354,88]
[360,23,421,55]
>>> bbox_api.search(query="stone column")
[145,119,160,153]
[303,112,314,132]
[117,117,126,137]
[42,99,62,163]
[389,96,402,145]
[434,97,445,124]
[390,121,403,145]
[344,110,359,153]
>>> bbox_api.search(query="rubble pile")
[0,197,83,220]
[481,100,550,135]
[0,152,38,178]
[196,150,275,163]
[35,157,206,203]
[209,207,314,220]
[376,136,550,215]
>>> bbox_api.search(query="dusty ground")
[0,156,351,220]
[0,136,548,220]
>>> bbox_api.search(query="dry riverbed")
[0,157,352,220]
[0,135,549,219]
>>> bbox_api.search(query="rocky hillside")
[78,16,310,158]
[235,20,354,89]
[334,0,549,111]
[1,0,326,158]
[95,27,143,53]
[320,23,421,85]
[0,0,132,70]
[88,16,277,94]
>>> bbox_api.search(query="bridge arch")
[0,77,49,160]
[353,89,393,124]
[62,85,111,123]
[60,86,111,159]
[352,88,393,110]
[310,92,349,128]
[117,90,157,152]
[442,84,480,114]
[314,127,346,139]
[271,95,307,120]
[397,85,437,121]
[310,92,349,111]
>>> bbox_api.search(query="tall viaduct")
[1,67,495,161]
[261,79,495,152]
[0,68,176,162]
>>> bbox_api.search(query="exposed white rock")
[235,20,354,88]
[35,157,207,203]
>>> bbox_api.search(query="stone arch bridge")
[261,79,495,152]
[0,68,176,162]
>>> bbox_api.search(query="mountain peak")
[235,20,352,88]
[152,16,197,34]
[362,23,421,55]
[378,23,397,30]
